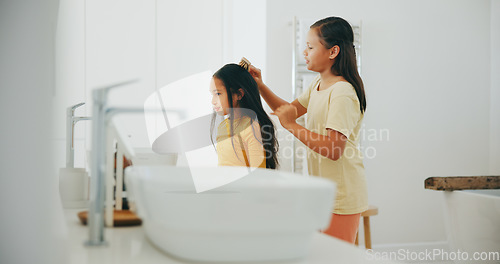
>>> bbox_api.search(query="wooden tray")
[78,210,142,227]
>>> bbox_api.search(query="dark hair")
[311,17,366,113]
[211,64,279,169]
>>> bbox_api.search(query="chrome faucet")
[85,79,143,246]
[66,103,91,168]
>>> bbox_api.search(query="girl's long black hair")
[311,17,366,113]
[211,64,279,169]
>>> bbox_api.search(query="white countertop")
[64,209,394,264]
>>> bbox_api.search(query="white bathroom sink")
[443,189,500,264]
[125,165,336,262]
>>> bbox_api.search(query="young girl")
[248,16,368,243]
[210,63,279,169]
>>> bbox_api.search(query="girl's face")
[210,77,239,116]
[303,28,336,73]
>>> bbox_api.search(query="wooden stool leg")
[363,216,371,249]
[355,232,359,246]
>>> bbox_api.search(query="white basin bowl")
[125,165,336,262]
[443,189,500,263]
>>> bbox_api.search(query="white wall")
[53,0,226,168]
[53,0,156,169]
[222,0,267,74]
[265,0,493,246]
[85,0,156,149]
[0,0,67,263]
[54,0,87,169]
[490,0,500,174]
[157,0,223,86]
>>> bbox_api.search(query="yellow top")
[216,116,266,168]
[298,75,368,214]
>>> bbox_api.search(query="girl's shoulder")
[330,81,357,99]
[220,116,259,136]
[239,116,261,131]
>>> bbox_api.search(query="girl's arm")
[287,124,347,161]
[249,65,307,118]
[241,122,266,168]
[273,104,347,161]
[245,135,266,168]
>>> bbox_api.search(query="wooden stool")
[355,205,378,249]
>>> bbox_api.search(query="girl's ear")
[237,88,244,100]
[329,45,340,60]
[233,88,244,106]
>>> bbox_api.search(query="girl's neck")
[318,71,347,91]
[227,108,243,120]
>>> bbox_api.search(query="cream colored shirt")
[298,75,368,214]
[216,116,266,168]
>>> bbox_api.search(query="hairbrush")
[238,57,251,70]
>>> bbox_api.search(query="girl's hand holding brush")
[248,65,265,90]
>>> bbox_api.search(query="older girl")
[249,17,368,243]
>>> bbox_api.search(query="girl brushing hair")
[210,63,279,169]
[248,16,368,243]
